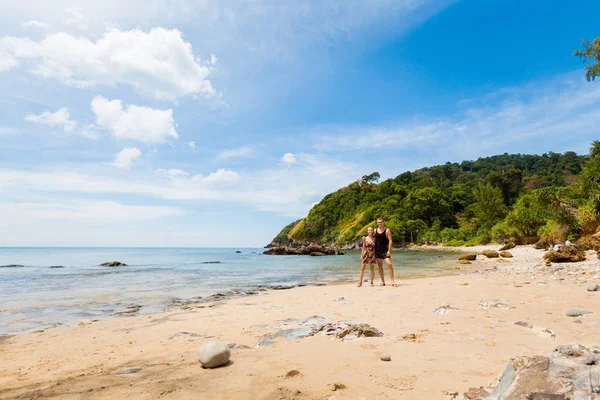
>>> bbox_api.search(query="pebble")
[198,342,231,368]
[380,353,391,361]
[587,284,600,292]
[566,309,593,317]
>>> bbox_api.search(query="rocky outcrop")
[454,344,600,399]
[481,250,500,258]
[99,261,127,267]
[543,246,586,263]
[263,243,342,256]
[458,253,478,261]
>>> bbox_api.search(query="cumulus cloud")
[25,107,76,132]
[155,168,189,177]
[281,153,297,164]
[91,96,178,143]
[64,7,89,31]
[192,169,241,184]
[20,20,50,30]
[110,147,141,169]
[0,27,216,100]
[217,147,254,160]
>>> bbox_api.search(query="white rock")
[380,353,391,361]
[198,341,230,368]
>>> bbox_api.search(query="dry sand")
[1,246,599,399]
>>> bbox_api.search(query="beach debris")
[458,253,477,261]
[499,251,513,258]
[78,319,98,326]
[255,316,382,347]
[99,261,127,267]
[479,299,509,309]
[433,302,456,315]
[499,242,516,251]
[566,309,593,317]
[0,264,24,268]
[380,353,391,362]
[542,328,556,339]
[469,344,600,399]
[111,304,142,317]
[328,383,347,391]
[227,343,250,349]
[514,321,533,329]
[169,332,213,340]
[285,370,301,378]
[198,341,231,368]
[481,250,500,258]
[116,368,141,375]
[588,284,600,292]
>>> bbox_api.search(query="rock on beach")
[198,342,231,368]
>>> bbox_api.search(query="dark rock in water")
[111,304,142,316]
[458,253,477,261]
[116,368,141,375]
[50,265,65,269]
[201,261,222,264]
[543,246,586,263]
[267,284,296,290]
[481,250,500,258]
[310,252,325,256]
[235,250,242,253]
[499,242,516,251]
[99,261,127,267]
[0,264,24,268]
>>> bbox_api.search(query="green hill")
[271,142,600,247]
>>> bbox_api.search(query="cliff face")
[269,151,590,246]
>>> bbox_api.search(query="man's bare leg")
[385,258,397,286]
[376,259,386,286]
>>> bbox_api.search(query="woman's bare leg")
[369,263,375,285]
[358,263,366,287]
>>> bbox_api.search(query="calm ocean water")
[0,247,460,334]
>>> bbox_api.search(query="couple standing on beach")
[358,218,398,287]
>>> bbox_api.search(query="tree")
[574,37,600,81]
[361,172,380,184]
[471,183,507,230]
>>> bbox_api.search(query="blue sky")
[0,0,599,247]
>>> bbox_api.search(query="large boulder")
[543,246,586,263]
[458,253,477,261]
[499,242,516,251]
[481,250,500,258]
[198,342,231,368]
[466,344,600,400]
[499,251,513,258]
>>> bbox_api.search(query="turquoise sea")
[0,247,460,334]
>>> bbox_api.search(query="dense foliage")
[272,144,600,246]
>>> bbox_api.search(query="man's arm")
[386,230,392,255]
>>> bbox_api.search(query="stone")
[235,250,242,253]
[499,242,516,251]
[99,261,127,267]
[514,321,533,329]
[201,261,221,264]
[481,250,500,258]
[227,343,250,349]
[198,342,231,368]
[328,383,346,391]
[49,265,65,268]
[380,353,391,361]
[543,246,586,263]
[458,253,477,261]
[285,370,301,378]
[0,264,24,268]
[499,251,513,258]
[479,299,509,309]
[116,368,141,375]
[587,284,600,292]
[566,309,593,317]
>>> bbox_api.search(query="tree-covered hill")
[271,143,600,247]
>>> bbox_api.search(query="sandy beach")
[1,245,599,399]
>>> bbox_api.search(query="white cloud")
[217,147,254,160]
[25,107,76,132]
[0,27,216,100]
[64,7,89,31]
[192,169,241,184]
[0,200,184,221]
[20,20,50,30]
[91,96,178,143]
[187,141,196,151]
[281,153,297,164]
[155,168,189,177]
[110,147,141,169]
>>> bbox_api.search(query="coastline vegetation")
[272,142,600,247]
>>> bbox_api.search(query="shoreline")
[1,245,598,399]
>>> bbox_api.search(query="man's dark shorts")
[375,252,391,260]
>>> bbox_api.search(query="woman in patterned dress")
[358,227,381,287]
